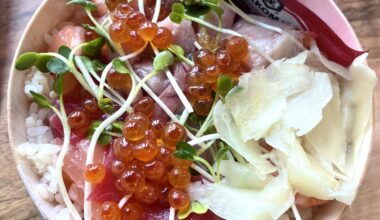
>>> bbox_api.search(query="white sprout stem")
[118,194,133,208]
[184,15,241,36]
[188,134,220,146]
[179,109,190,124]
[291,204,302,220]
[51,107,82,220]
[138,0,145,15]
[194,41,203,50]
[191,164,214,182]
[152,0,162,23]
[43,52,94,96]
[75,57,100,96]
[224,0,283,34]
[197,140,216,156]
[168,47,195,66]
[84,71,157,220]
[97,45,147,102]
[151,45,194,113]
[104,131,123,137]
[169,207,176,220]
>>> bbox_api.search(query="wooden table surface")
[0,0,379,219]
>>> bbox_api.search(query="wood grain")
[0,0,378,219]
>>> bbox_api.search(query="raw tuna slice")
[231,16,300,70]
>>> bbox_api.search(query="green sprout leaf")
[88,120,114,145]
[29,91,52,108]
[99,98,114,113]
[98,134,112,145]
[153,51,174,72]
[185,4,211,17]
[172,3,185,14]
[112,59,130,74]
[35,54,53,72]
[52,74,64,95]
[169,44,185,57]
[67,0,97,11]
[83,24,115,53]
[47,58,69,74]
[174,141,196,160]
[178,201,208,219]
[82,37,105,59]
[58,46,72,59]
[217,74,234,97]
[111,121,123,132]
[15,52,39,70]
[169,12,183,24]
[92,59,106,72]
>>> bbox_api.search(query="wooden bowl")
[7,0,374,219]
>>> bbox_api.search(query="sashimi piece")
[89,146,124,203]
[63,139,106,209]
[92,0,108,17]
[144,203,220,220]
[152,63,187,120]
[231,16,299,70]
[48,25,86,53]
[206,2,236,29]
[133,60,170,95]
[159,17,197,54]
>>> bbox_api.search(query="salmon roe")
[123,113,150,141]
[107,67,132,93]
[122,202,144,220]
[84,163,106,184]
[152,27,173,49]
[162,122,186,148]
[168,187,191,211]
[99,201,122,220]
[168,166,191,188]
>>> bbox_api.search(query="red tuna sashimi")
[88,145,124,203]
[144,203,221,220]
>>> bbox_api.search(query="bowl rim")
[6,0,374,219]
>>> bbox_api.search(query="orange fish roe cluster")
[108,2,174,53]
[186,36,250,116]
[92,96,193,219]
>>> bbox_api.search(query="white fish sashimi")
[219,160,271,190]
[213,102,276,178]
[189,172,294,220]
[305,76,347,171]
[224,58,313,141]
[282,71,333,136]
